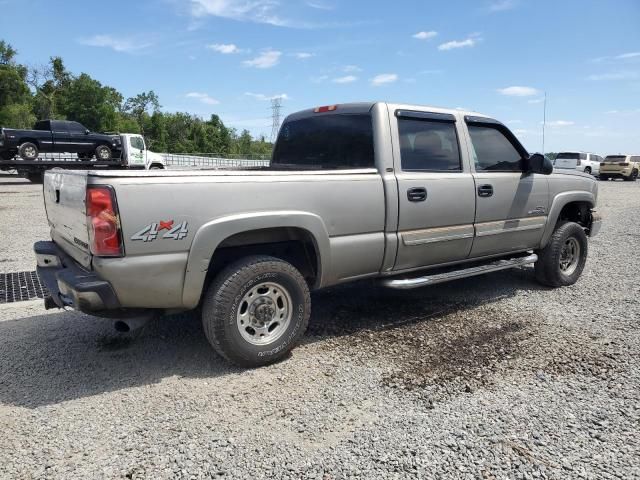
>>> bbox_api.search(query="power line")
[270,97,283,143]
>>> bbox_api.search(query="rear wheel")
[628,169,638,182]
[584,167,591,175]
[95,145,112,161]
[202,255,311,367]
[535,222,588,287]
[18,142,38,160]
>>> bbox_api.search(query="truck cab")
[119,134,165,170]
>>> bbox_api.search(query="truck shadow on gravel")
[0,267,550,408]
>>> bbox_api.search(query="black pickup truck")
[0,120,121,161]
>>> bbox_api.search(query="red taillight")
[86,186,123,257]
[619,162,629,166]
[314,105,338,113]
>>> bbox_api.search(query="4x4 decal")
[132,220,188,242]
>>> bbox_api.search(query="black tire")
[95,145,112,161]
[18,142,38,160]
[149,164,163,169]
[535,222,588,288]
[202,255,311,367]
[584,167,591,175]
[599,175,608,181]
[628,169,638,182]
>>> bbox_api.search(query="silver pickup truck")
[35,102,602,367]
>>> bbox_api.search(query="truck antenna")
[542,91,547,154]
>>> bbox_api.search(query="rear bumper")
[34,241,120,312]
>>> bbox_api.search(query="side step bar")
[381,254,538,290]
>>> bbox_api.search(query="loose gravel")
[0,175,639,479]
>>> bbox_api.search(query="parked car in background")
[0,120,121,161]
[554,152,602,176]
[599,155,640,181]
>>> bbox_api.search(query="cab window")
[398,118,461,171]
[130,136,145,150]
[468,125,523,172]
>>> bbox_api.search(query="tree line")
[0,40,272,156]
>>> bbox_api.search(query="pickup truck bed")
[35,102,602,367]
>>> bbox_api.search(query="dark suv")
[0,120,121,161]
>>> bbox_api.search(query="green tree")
[0,41,34,128]
[124,91,160,136]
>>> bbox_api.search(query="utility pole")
[270,97,283,143]
[542,91,547,154]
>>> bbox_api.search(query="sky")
[1,0,639,154]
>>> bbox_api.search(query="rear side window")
[398,118,461,171]
[272,114,374,170]
[33,121,49,130]
[468,125,523,172]
[631,156,640,162]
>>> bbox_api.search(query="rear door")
[464,117,549,258]
[393,110,476,270]
[554,152,580,170]
[51,121,72,153]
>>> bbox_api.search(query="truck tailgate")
[43,170,92,269]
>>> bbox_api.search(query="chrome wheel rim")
[98,148,110,159]
[559,237,580,275]
[236,281,292,346]
[24,146,36,158]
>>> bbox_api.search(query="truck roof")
[284,102,490,122]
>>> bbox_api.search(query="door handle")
[407,187,427,202]
[477,184,494,197]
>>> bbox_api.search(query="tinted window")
[272,114,374,170]
[631,156,640,162]
[580,153,588,160]
[605,156,625,162]
[398,118,461,171]
[468,125,523,171]
[68,122,86,133]
[556,152,579,159]
[130,136,144,150]
[33,121,49,131]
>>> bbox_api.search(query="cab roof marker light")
[314,105,338,113]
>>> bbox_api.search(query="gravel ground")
[0,176,639,479]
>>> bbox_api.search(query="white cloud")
[243,50,282,68]
[186,92,220,105]
[498,86,540,97]
[343,65,362,72]
[616,52,640,60]
[333,75,358,84]
[245,92,289,101]
[588,71,639,81]
[78,34,153,53]
[528,97,545,104]
[371,73,398,86]
[306,0,333,10]
[488,0,517,12]
[293,52,314,59]
[546,120,574,127]
[438,38,477,51]
[311,75,329,83]
[190,0,287,26]
[207,43,244,54]
[413,31,438,40]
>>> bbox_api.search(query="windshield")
[272,114,374,170]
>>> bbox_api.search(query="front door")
[465,120,549,258]
[393,111,476,271]
[127,135,146,167]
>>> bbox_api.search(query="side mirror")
[85,129,90,135]
[527,153,553,175]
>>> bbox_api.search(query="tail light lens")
[86,186,123,257]
[619,162,629,166]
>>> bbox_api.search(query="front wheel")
[535,222,588,287]
[95,145,112,161]
[584,167,591,175]
[202,255,311,367]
